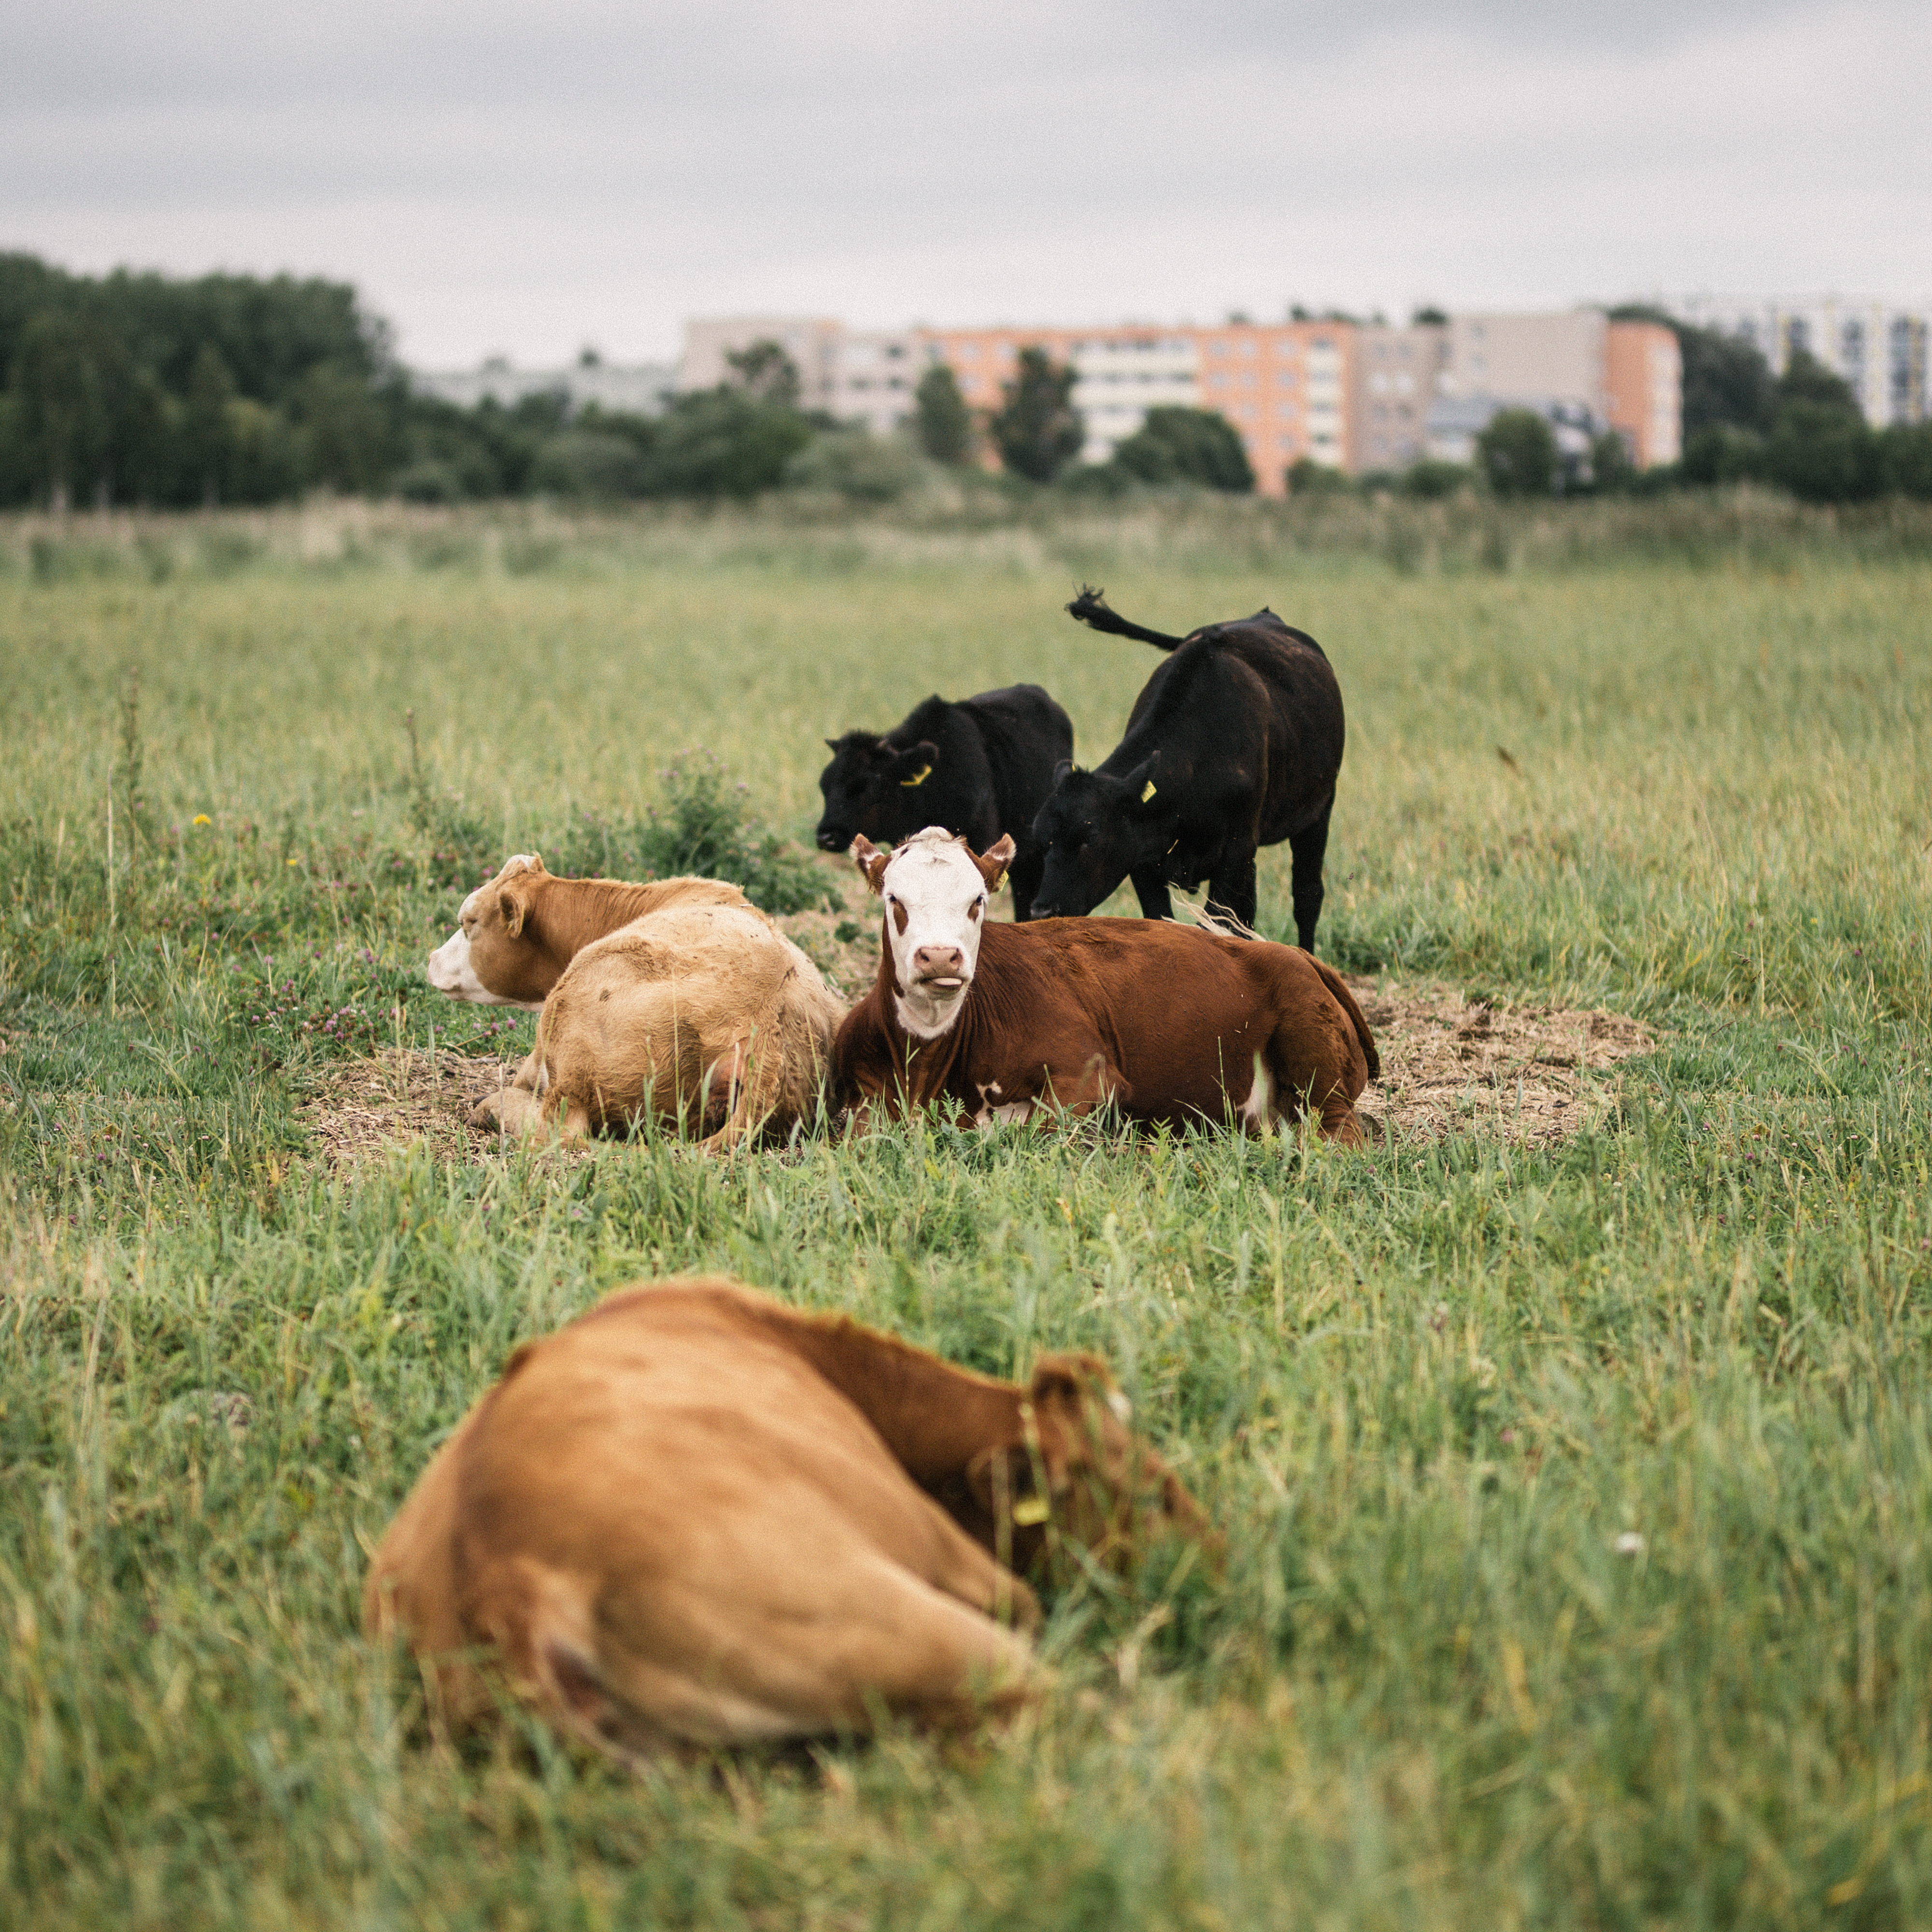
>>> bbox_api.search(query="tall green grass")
[1,505,1929,1929]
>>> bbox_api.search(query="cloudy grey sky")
[4,0,1926,369]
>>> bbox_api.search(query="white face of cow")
[425,854,540,1007]
[854,827,1014,1040]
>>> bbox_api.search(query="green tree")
[1588,429,1637,495]
[1111,407,1254,492]
[12,310,115,510]
[1762,350,1879,504]
[1879,422,1932,500]
[913,363,974,464]
[725,340,802,409]
[295,362,398,493]
[1476,409,1558,498]
[182,343,236,506]
[645,387,812,499]
[989,347,1082,483]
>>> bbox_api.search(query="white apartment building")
[1675,296,1930,426]
[824,330,932,434]
[1065,334,1202,460]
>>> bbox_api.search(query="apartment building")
[1605,323,1682,466]
[675,304,1679,481]
[920,321,1353,492]
[1674,296,1930,426]
[1351,323,1449,471]
[1428,311,1679,468]
[676,316,846,411]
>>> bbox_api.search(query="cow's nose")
[912,945,965,980]
[815,827,848,852]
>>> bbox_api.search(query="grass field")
[2,500,1931,1929]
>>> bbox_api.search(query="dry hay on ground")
[1347,978,1653,1147]
[298,1048,522,1173]
[296,982,1652,1168]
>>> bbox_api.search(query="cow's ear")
[966,1441,1054,1532]
[824,738,839,752]
[1052,758,1074,788]
[973,834,1017,891]
[851,834,891,895]
[890,739,940,788]
[497,884,530,938]
[1123,751,1162,807]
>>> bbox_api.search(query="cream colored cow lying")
[364,1277,1208,1756]
[425,853,844,1150]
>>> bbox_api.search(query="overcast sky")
[4,0,1927,369]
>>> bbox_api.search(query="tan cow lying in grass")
[427,853,749,1009]
[425,853,845,1150]
[364,1277,1207,1756]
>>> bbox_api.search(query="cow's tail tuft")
[1065,586,1188,651]
[1309,957,1380,1083]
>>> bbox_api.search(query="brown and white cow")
[364,1276,1208,1757]
[834,826,1378,1144]
[426,853,750,1010]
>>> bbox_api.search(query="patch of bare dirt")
[298,1048,521,1173]
[1345,978,1653,1147]
[293,970,1653,1168]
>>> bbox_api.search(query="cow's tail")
[1309,956,1380,1083]
[1066,586,1188,651]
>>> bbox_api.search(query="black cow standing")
[1029,590,1346,951]
[815,684,1074,922]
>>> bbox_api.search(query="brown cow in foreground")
[425,853,844,1149]
[364,1277,1207,1756]
[835,827,1378,1144]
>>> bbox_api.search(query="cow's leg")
[470,1048,543,1131]
[1288,799,1334,953]
[1129,865,1174,920]
[1007,845,1045,923]
[1206,851,1259,930]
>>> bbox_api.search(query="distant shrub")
[1880,422,1932,501]
[644,388,813,499]
[1111,407,1254,493]
[785,428,927,502]
[1401,458,1472,500]
[552,756,837,915]
[532,430,647,499]
[1476,410,1559,499]
[390,458,467,504]
[1285,457,1350,497]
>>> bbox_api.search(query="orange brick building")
[1603,321,1682,468]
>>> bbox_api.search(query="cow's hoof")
[469,1096,504,1133]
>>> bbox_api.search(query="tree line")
[2,253,1927,510]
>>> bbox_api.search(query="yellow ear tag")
[1140,780,1158,803]
[993,869,1009,892]
[900,764,933,788]
[1010,1496,1050,1526]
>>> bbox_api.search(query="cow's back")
[972,918,1370,1132]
